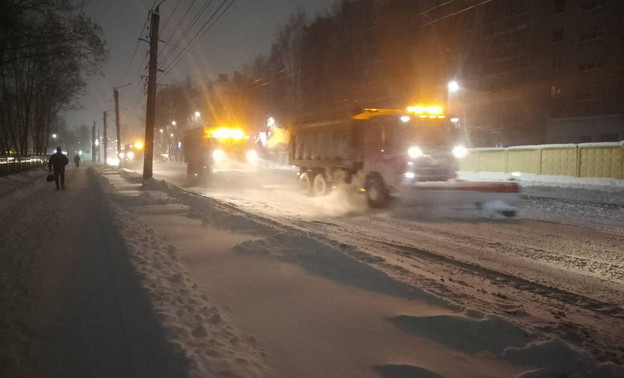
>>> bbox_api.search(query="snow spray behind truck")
[289,107,519,215]
[183,126,259,176]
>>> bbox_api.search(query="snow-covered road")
[148,161,624,366]
[4,163,621,376]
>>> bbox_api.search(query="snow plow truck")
[184,126,259,176]
[289,106,519,216]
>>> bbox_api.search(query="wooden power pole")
[143,8,160,181]
[91,121,96,163]
[96,128,100,162]
[114,89,121,157]
[103,111,107,164]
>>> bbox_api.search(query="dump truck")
[289,107,518,215]
[118,140,144,167]
[183,126,258,176]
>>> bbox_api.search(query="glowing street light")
[448,80,460,92]
[52,133,57,139]
[194,111,200,118]
[171,121,176,126]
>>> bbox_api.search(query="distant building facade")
[299,0,624,146]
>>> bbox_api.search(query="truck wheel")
[187,163,195,176]
[299,172,313,195]
[313,173,330,196]
[365,174,388,208]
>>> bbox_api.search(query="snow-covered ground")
[0,166,268,377]
[1,163,623,377]
[145,162,623,368]
[149,163,624,360]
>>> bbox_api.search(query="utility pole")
[113,82,131,159]
[91,121,96,163]
[143,7,160,181]
[103,111,107,164]
[114,89,121,157]
[97,127,101,162]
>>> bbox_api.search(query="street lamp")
[52,133,57,139]
[194,111,200,118]
[171,121,176,126]
[448,80,460,93]
[446,80,461,114]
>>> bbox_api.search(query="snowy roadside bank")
[2,167,191,377]
[99,168,624,377]
[94,170,271,378]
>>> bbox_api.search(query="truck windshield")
[399,118,458,147]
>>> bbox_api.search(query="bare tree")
[0,0,107,155]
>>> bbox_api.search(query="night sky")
[66,0,335,134]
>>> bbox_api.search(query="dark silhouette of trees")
[0,0,107,154]
[243,10,307,126]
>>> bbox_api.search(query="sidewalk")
[0,167,188,377]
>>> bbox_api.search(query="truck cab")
[354,109,464,198]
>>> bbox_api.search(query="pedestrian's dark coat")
[49,151,69,172]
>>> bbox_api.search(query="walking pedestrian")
[73,153,81,168]
[49,147,69,190]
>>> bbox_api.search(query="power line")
[124,0,235,118]
[127,46,150,107]
[161,0,236,79]
[160,0,183,37]
[420,0,496,27]
[158,0,202,63]
[160,0,217,68]
[122,11,150,80]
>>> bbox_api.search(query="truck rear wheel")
[365,174,388,208]
[313,172,329,196]
[299,172,313,195]
[187,162,196,176]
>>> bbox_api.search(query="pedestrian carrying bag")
[46,174,54,182]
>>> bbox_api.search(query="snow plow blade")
[398,181,520,217]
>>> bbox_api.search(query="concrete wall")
[459,142,624,179]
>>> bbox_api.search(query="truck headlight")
[452,145,468,159]
[246,150,258,163]
[408,146,423,158]
[213,149,225,161]
[126,151,135,160]
[119,152,125,159]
